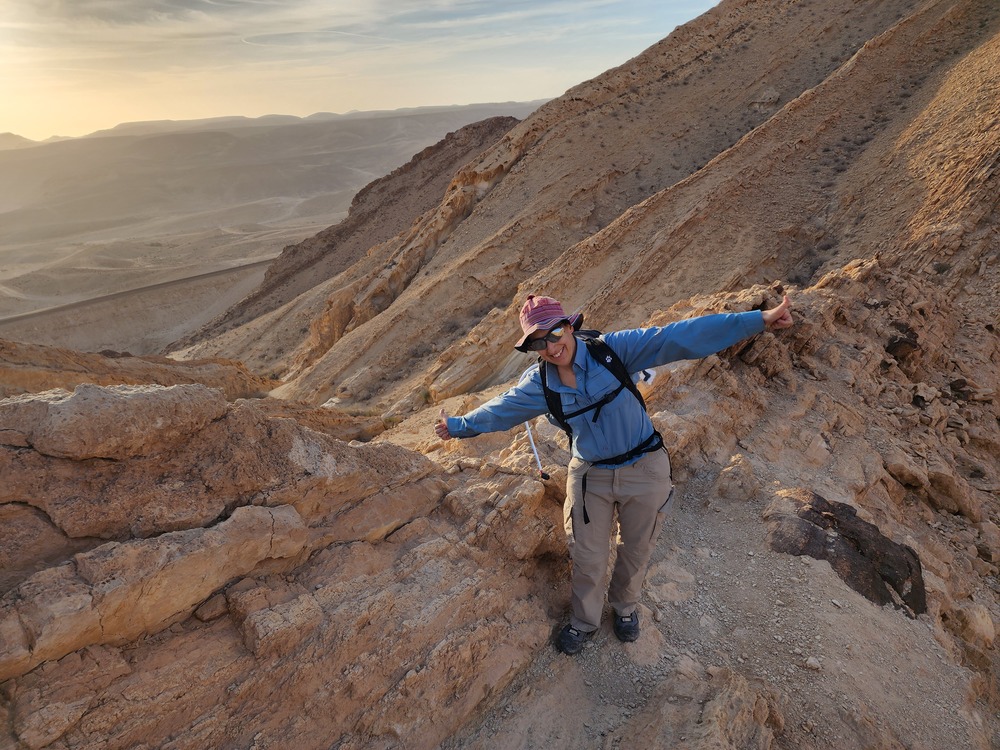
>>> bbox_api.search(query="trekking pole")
[524,421,550,481]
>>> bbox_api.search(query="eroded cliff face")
[3,0,1000,747]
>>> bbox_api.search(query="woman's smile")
[540,335,575,365]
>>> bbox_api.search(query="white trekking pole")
[515,363,551,481]
[524,421,550,481]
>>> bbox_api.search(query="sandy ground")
[439,464,981,750]
[0,259,273,355]
[0,187,338,353]
[0,217,330,315]
[0,224,314,354]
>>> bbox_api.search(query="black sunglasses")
[520,325,569,352]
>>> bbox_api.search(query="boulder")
[765,489,927,615]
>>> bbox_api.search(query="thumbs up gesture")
[434,408,453,440]
[762,295,793,329]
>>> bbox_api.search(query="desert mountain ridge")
[0,101,551,148]
[0,134,39,151]
[2,0,1000,748]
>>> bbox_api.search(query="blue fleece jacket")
[446,310,765,467]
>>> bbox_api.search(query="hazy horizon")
[0,100,550,143]
[2,0,717,141]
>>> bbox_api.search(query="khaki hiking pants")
[564,447,674,633]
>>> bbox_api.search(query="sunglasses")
[521,325,568,352]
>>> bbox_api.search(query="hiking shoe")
[613,611,640,642]
[556,624,592,655]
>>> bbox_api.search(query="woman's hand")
[434,408,453,440]
[762,295,793,329]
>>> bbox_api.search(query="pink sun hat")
[514,294,583,351]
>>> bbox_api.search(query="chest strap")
[560,383,627,424]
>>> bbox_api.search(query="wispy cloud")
[11,0,287,25]
[0,0,718,138]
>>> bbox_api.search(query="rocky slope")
[168,116,525,352]
[172,0,980,409]
[2,0,1000,748]
[0,338,274,402]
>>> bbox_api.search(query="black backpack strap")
[594,430,664,467]
[581,336,665,467]
[537,333,647,442]
[538,360,571,439]
[562,382,627,424]
[583,337,647,412]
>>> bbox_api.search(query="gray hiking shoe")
[556,624,592,655]
[613,611,640,642]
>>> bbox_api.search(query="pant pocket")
[649,486,676,543]
[565,458,592,554]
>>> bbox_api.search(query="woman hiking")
[435,293,794,654]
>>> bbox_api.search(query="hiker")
[435,293,793,654]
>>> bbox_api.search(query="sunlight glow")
[0,0,718,140]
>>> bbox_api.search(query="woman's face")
[529,324,576,367]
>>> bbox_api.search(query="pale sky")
[1,0,717,141]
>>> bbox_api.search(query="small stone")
[805,657,822,671]
[831,599,843,608]
[194,594,228,622]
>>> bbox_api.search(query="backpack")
[537,330,663,467]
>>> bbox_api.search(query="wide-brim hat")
[514,294,583,351]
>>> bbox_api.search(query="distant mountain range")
[0,132,48,150]
[0,101,546,246]
[0,102,549,149]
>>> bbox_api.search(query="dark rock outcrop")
[766,490,927,616]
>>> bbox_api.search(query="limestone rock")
[0,338,273,401]
[0,504,307,682]
[0,378,560,749]
[0,504,91,593]
[0,383,228,459]
[0,387,435,547]
[235,591,324,659]
[975,521,1000,563]
[926,461,982,522]
[882,447,929,490]
[6,646,131,750]
[945,601,996,650]
[713,453,763,501]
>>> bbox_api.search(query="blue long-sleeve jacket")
[446,311,765,467]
